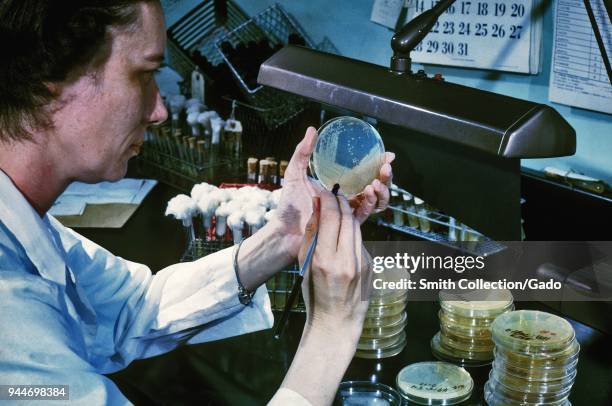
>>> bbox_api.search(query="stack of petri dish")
[485,310,579,406]
[396,361,474,405]
[355,288,408,359]
[431,287,514,366]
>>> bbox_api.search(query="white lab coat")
[0,170,305,405]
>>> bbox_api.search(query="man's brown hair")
[0,0,154,142]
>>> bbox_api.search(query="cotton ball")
[197,195,221,230]
[215,202,231,237]
[245,209,265,234]
[227,211,245,244]
[209,188,231,203]
[165,194,197,226]
[225,199,244,214]
[190,183,214,201]
[242,203,266,216]
[185,98,205,115]
[269,188,283,209]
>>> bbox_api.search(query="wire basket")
[166,0,250,79]
[215,4,339,112]
[225,97,322,159]
[181,237,305,312]
[378,185,507,257]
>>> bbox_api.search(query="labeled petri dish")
[439,330,494,353]
[431,332,494,367]
[396,361,473,405]
[358,329,404,350]
[363,312,405,328]
[485,377,572,404]
[439,287,513,318]
[484,380,572,406]
[369,290,408,306]
[355,332,407,359]
[439,319,492,339]
[494,340,580,370]
[366,299,407,318]
[493,361,578,384]
[439,324,495,348]
[439,309,502,328]
[492,310,576,354]
[361,312,407,339]
[489,366,577,394]
[310,116,385,196]
[334,381,403,406]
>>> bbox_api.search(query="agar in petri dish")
[439,287,514,318]
[396,361,474,405]
[310,116,385,196]
[491,310,576,353]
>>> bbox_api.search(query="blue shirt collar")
[0,169,67,286]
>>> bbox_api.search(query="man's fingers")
[337,195,358,280]
[372,179,390,212]
[316,189,342,255]
[379,163,393,187]
[384,151,396,164]
[298,197,320,265]
[284,127,317,181]
[306,176,326,197]
[354,185,377,223]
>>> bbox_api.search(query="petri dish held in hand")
[310,116,385,196]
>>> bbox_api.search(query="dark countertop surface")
[75,180,612,405]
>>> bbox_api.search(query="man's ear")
[44,81,62,97]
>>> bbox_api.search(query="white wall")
[162,0,612,184]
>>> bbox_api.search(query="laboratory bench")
[74,178,612,405]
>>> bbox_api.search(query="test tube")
[403,193,420,228]
[268,160,278,185]
[258,159,269,184]
[448,217,458,241]
[247,158,258,183]
[210,117,223,165]
[279,160,289,186]
[196,140,206,167]
[228,211,245,244]
[224,119,243,158]
[187,111,201,137]
[414,197,431,233]
[391,190,403,226]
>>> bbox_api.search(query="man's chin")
[77,165,128,184]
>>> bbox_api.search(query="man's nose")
[149,91,168,125]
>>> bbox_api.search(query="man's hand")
[274,127,395,259]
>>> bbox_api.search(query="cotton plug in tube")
[187,111,201,137]
[268,188,283,209]
[245,208,265,236]
[197,195,220,240]
[215,202,231,239]
[165,194,197,244]
[227,211,245,244]
[168,94,186,123]
[185,98,203,111]
[197,111,220,138]
[211,117,224,147]
[190,182,214,202]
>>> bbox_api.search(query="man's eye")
[143,69,160,82]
